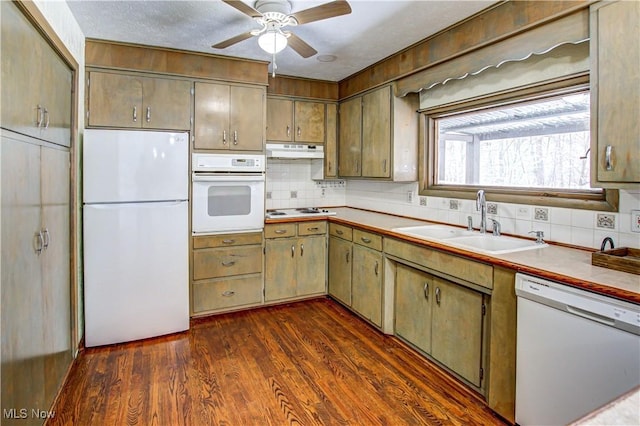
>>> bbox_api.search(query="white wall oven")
[192,153,265,235]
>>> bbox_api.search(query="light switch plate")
[632,210,640,233]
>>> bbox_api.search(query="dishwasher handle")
[566,305,616,327]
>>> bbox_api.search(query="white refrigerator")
[83,129,189,347]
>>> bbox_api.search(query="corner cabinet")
[87,71,192,131]
[264,221,327,302]
[266,97,326,144]
[338,85,418,180]
[194,82,265,151]
[590,0,640,187]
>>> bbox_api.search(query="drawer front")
[353,229,383,251]
[192,275,263,313]
[298,221,327,236]
[385,238,493,289]
[193,246,262,280]
[329,223,353,241]
[193,232,262,249]
[265,223,297,239]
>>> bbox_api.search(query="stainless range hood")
[266,143,324,159]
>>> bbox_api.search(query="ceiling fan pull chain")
[272,50,277,78]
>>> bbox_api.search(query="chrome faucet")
[476,190,487,234]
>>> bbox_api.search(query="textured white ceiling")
[66,0,495,81]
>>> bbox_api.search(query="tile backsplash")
[266,160,640,250]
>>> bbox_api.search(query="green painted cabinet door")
[431,277,484,387]
[395,264,433,354]
[351,244,382,327]
[296,235,326,296]
[328,236,352,305]
[264,238,297,301]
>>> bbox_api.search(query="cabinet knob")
[223,130,227,144]
[297,126,301,137]
[146,106,151,123]
[435,287,441,305]
[361,237,372,244]
[286,125,291,137]
[233,130,238,145]
[132,106,137,122]
[291,245,295,258]
[300,244,304,257]
[274,229,287,235]
[605,145,613,171]
[374,261,379,276]
[423,282,429,300]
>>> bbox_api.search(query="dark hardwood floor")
[49,298,507,425]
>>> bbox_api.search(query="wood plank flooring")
[48,298,507,425]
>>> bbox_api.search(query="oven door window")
[208,185,251,217]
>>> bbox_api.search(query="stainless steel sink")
[392,224,547,254]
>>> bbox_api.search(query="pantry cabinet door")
[324,103,338,178]
[362,86,391,178]
[338,96,362,177]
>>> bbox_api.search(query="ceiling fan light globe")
[258,31,288,54]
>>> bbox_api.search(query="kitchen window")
[421,80,618,211]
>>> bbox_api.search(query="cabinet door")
[1,1,44,139]
[1,136,46,414]
[40,44,72,147]
[395,265,432,354]
[142,77,192,130]
[88,72,143,128]
[328,236,352,305]
[431,277,484,387]
[352,244,382,327]
[324,103,338,178]
[40,146,72,403]
[591,0,640,184]
[362,86,391,178]
[266,98,293,141]
[194,82,230,150]
[229,85,264,151]
[338,96,362,176]
[265,238,297,301]
[297,235,326,296]
[295,101,325,143]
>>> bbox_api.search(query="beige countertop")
[267,207,640,303]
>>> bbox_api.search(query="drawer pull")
[222,260,236,267]
[300,244,304,257]
[222,239,235,244]
[336,229,344,235]
[275,229,288,235]
[222,291,235,297]
[291,245,295,258]
[361,237,372,244]
[307,227,319,232]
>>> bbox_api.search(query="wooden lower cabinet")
[328,235,352,305]
[395,265,432,354]
[264,221,327,302]
[352,244,383,327]
[191,232,263,315]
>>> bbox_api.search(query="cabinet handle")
[291,245,295,258]
[286,125,291,137]
[43,108,50,129]
[346,251,350,263]
[307,227,319,232]
[374,261,379,276]
[221,260,236,267]
[605,145,613,171]
[222,291,235,297]
[300,244,304,257]
[42,228,50,250]
[383,159,387,173]
[274,229,287,235]
[146,106,151,123]
[36,104,43,127]
[435,287,441,306]
[233,130,238,145]
[35,231,44,255]
[328,161,332,173]
[297,126,301,137]
[222,239,235,244]
[223,130,227,145]
[336,229,344,235]
[133,106,137,122]
[361,237,372,244]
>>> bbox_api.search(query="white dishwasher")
[515,273,640,426]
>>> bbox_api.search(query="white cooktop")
[265,208,337,219]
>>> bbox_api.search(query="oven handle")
[192,173,265,182]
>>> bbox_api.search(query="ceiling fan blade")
[221,0,263,19]
[290,1,351,25]
[212,31,255,49]
[287,33,317,58]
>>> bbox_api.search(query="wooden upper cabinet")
[195,82,265,151]
[87,71,191,131]
[590,0,640,187]
[325,103,338,178]
[266,97,326,143]
[0,0,72,147]
[338,84,417,180]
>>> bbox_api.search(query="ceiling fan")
[212,0,352,59]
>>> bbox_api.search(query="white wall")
[33,0,85,349]
[346,180,640,251]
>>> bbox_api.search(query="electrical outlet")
[266,191,272,200]
[596,213,615,230]
[407,191,414,203]
[419,196,427,206]
[290,190,297,199]
[632,210,640,233]
[321,188,326,198]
